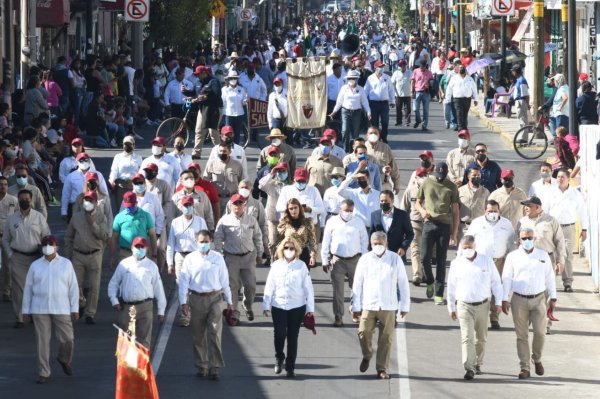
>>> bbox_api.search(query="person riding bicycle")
[192,66,222,160]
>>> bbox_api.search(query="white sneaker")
[110,138,118,148]
[134,133,144,140]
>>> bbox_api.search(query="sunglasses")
[133,180,144,185]
[16,175,27,178]
[475,149,487,154]
[520,237,533,241]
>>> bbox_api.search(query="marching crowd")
[0,8,590,389]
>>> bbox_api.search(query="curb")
[469,106,516,148]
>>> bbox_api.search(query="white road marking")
[151,293,179,374]
[396,319,411,399]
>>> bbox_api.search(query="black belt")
[369,100,388,103]
[342,108,362,112]
[327,212,338,216]
[333,253,359,260]
[462,298,488,306]
[514,292,544,299]
[121,298,153,305]
[74,248,101,255]
[178,251,192,257]
[225,251,251,257]
[560,223,575,227]
[189,289,221,297]
[12,248,40,256]
[493,257,505,262]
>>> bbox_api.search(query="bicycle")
[513,110,550,160]
[156,98,193,147]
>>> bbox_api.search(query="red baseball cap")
[83,191,98,201]
[398,59,407,66]
[579,72,589,81]
[273,162,289,171]
[294,168,309,182]
[221,125,234,135]
[132,173,146,182]
[415,167,428,177]
[323,128,337,140]
[319,136,332,144]
[419,150,433,159]
[132,237,148,247]
[266,145,280,155]
[71,138,84,146]
[143,163,159,173]
[187,162,201,172]
[41,235,59,246]
[181,196,194,206]
[501,169,515,179]
[273,77,283,85]
[458,129,470,139]
[193,65,209,75]
[151,136,166,146]
[123,191,137,206]
[373,60,384,68]
[76,153,90,162]
[231,193,246,204]
[85,171,99,182]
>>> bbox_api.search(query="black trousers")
[395,96,411,124]
[272,305,306,372]
[421,221,451,297]
[452,97,471,130]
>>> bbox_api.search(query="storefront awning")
[36,0,70,26]
[100,0,125,11]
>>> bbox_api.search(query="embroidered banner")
[286,58,327,129]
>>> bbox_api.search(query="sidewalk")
[470,98,523,148]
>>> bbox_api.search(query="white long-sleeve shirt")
[109,152,143,182]
[332,84,371,114]
[22,255,79,315]
[221,85,247,116]
[108,256,167,315]
[263,258,315,312]
[59,156,97,183]
[163,78,193,106]
[276,184,324,222]
[61,169,109,216]
[327,74,346,101]
[140,154,182,190]
[208,143,248,180]
[321,215,368,265]
[169,151,193,172]
[364,73,395,102]
[352,250,410,313]
[391,69,412,97]
[337,177,381,227]
[446,74,478,100]
[502,247,557,301]
[466,215,516,259]
[446,253,503,312]
[527,178,557,213]
[547,187,589,229]
[119,190,164,234]
[178,250,232,305]
[267,90,288,128]
[239,73,267,101]
[166,215,208,266]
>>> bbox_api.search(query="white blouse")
[263,258,315,312]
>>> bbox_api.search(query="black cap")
[432,162,449,179]
[511,64,522,71]
[521,196,542,207]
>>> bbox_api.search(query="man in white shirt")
[364,60,395,143]
[208,126,249,179]
[527,162,557,213]
[22,235,79,384]
[447,235,503,380]
[108,237,167,349]
[466,200,516,329]
[337,170,381,228]
[321,167,346,227]
[164,68,194,119]
[547,169,588,292]
[501,227,557,380]
[179,230,232,381]
[351,231,410,380]
[322,199,369,327]
[140,136,182,189]
[326,63,345,119]
[391,59,412,126]
[446,65,478,130]
[267,77,288,130]
[109,135,143,208]
[239,66,267,101]
[61,154,108,221]
[170,136,193,171]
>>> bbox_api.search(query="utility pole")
[568,0,577,136]
[20,0,37,86]
[242,0,248,42]
[500,16,507,81]
[561,0,568,77]
[86,0,94,59]
[482,19,490,96]
[458,3,465,49]
[444,0,450,52]
[532,0,544,112]
[131,23,143,69]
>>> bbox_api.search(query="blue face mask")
[16,177,27,187]
[133,184,145,194]
[277,171,288,181]
[522,239,534,251]
[126,206,137,215]
[331,177,341,187]
[133,248,146,259]
[198,243,211,253]
[321,145,331,156]
[357,153,367,161]
[295,181,307,191]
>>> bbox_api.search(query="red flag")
[115,329,159,399]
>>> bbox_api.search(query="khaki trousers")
[561,224,576,287]
[174,252,191,324]
[357,309,396,372]
[193,109,220,158]
[330,255,359,319]
[511,294,547,370]
[156,235,167,274]
[457,301,489,371]
[189,293,225,369]
[224,252,256,318]
[11,253,38,322]
[72,249,104,318]
[489,257,506,322]
[32,314,74,378]
[410,221,424,280]
[0,245,10,296]
[267,220,279,259]
[114,179,133,211]
[117,300,154,350]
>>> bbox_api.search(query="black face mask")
[476,153,487,162]
[380,202,392,212]
[145,171,157,180]
[503,179,514,188]
[471,177,481,186]
[221,136,233,145]
[218,154,228,162]
[88,181,98,190]
[358,180,369,189]
[175,144,185,151]
[124,144,133,153]
[18,199,30,210]
[421,160,431,168]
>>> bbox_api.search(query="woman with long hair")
[276,198,317,268]
[69,58,87,126]
[23,76,49,125]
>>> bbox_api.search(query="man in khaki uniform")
[64,191,110,324]
[400,167,428,285]
[213,194,263,324]
[304,136,344,197]
[172,169,215,230]
[364,127,401,195]
[2,189,50,327]
[458,167,489,241]
[446,129,475,186]
[9,164,48,219]
[0,176,18,301]
[258,162,290,260]
[488,169,527,229]
[204,143,244,212]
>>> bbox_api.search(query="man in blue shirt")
[462,143,502,193]
[346,144,382,191]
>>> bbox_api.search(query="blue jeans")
[556,115,569,131]
[224,114,245,144]
[444,102,457,129]
[548,117,557,137]
[369,101,390,142]
[413,92,430,127]
[341,108,363,152]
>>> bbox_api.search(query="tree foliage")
[389,0,413,29]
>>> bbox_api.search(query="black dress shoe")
[518,369,530,379]
[85,316,96,325]
[464,370,475,380]
[413,122,421,128]
[475,365,482,375]
[2,294,11,302]
[490,321,500,330]
[275,357,284,374]
[13,321,24,329]
[36,376,49,384]
[196,367,208,377]
[564,286,573,293]
[359,358,370,373]
[57,357,73,376]
[286,370,295,378]
[534,362,544,376]
[208,368,219,381]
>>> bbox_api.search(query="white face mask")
[368,133,379,144]
[485,212,499,223]
[238,188,251,198]
[183,178,195,189]
[42,245,55,256]
[79,161,90,171]
[275,86,283,93]
[82,200,95,212]
[271,138,282,146]
[373,244,386,256]
[458,138,469,148]
[229,79,238,86]
[341,211,354,221]
[182,205,194,216]
[462,248,476,259]
[151,145,163,156]
[283,249,296,260]
[348,80,357,87]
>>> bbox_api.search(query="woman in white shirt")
[263,237,315,378]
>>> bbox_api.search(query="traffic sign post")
[125,0,150,22]
[491,0,515,17]
[240,8,252,22]
[423,0,436,12]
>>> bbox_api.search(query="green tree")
[389,0,412,29]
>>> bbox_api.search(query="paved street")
[1,102,599,399]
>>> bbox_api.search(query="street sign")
[491,0,515,17]
[125,0,149,22]
[240,8,252,21]
[210,0,227,18]
[423,0,436,11]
